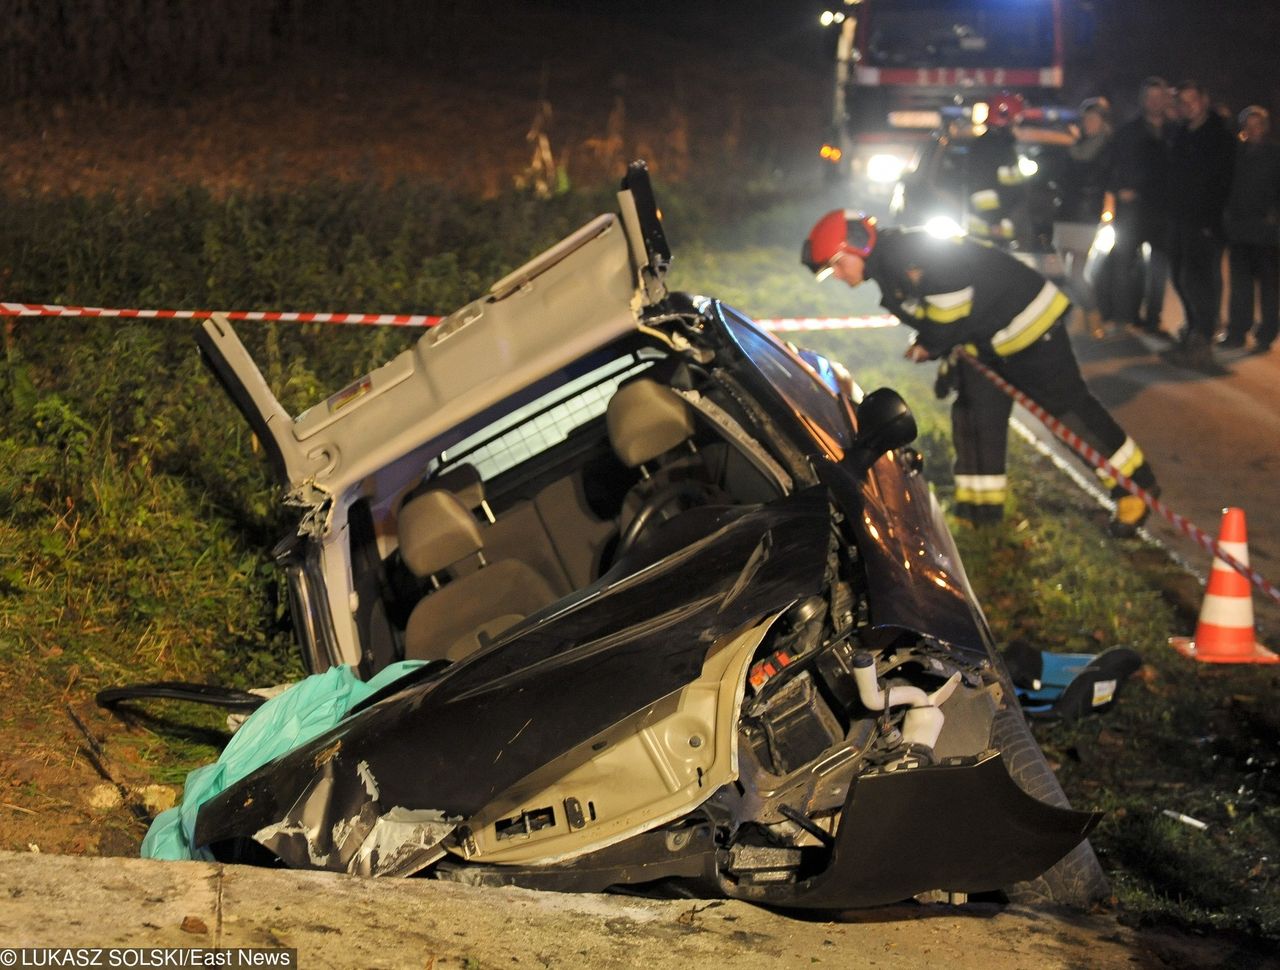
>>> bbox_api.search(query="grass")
[0,177,1276,941]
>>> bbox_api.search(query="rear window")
[437,353,654,480]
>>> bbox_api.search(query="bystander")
[1221,105,1280,354]
[1105,78,1173,336]
[1163,80,1236,371]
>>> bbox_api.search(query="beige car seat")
[602,378,737,573]
[422,462,495,523]
[399,489,557,662]
[606,378,696,474]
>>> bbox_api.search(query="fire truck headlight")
[1093,223,1117,254]
[924,216,965,239]
[1017,155,1039,178]
[866,154,907,183]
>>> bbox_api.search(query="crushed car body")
[189,162,1100,906]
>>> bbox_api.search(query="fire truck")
[821,0,1068,205]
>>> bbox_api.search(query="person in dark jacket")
[1055,97,1115,334]
[1105,78,1173,334]
[1222,106,1280,353]
[802,211,1159,537]
[1164,80,1237,369]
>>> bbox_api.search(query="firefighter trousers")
[950,321,1158,522]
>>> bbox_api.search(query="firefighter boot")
[1109,487,1158,539]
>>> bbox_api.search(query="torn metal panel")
[723,751,1100,909]
[284,481,336,540]
[246,753,458,878]
[458,614,774,867]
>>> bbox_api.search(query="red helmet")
[986,92,1026,127]
[802,210,878,279]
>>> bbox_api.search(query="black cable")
[778,804,836,849]
[95,681,267,712]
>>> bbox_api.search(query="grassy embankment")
[0,178,1275,940]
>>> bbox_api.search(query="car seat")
[604,378,727,567]
[399,489,557,662]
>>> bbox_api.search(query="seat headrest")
[606,379,695,468]
[426,462,485,512]
[398,489,484,577]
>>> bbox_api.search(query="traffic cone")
[1170,508,1278,664]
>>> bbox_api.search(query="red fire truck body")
[827,0,1065,200]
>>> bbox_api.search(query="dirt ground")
[2,850,1275,970]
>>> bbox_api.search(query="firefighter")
[802,210,1159,536]
[962,92,1033,246]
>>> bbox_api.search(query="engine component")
[851,651,961,753]
[746,671,843,776]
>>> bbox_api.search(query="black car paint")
[741,751,1098,908]
[712,302,992,658]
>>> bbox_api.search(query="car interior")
[345,337,792,674]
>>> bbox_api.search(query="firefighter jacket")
[863,228,1070,359]
[961,127,1028,242]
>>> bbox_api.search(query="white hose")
[852,657,961,752]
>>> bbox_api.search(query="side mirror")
[852,388,918,470]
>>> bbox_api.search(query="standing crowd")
[1066,77,1279,370]
[802,77,1276,538]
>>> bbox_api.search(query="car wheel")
[988,705,1111,907]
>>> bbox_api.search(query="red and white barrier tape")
[958,351,1280,606]
[1,302,899,332]
[0,302,444,328]
[5,301,1273,599]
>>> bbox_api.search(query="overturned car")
[186,163,1103,907]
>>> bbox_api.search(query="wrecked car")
[183,162,1104,907]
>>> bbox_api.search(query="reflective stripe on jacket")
[865,229,1067,357]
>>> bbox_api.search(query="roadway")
[1068,318,1280,642]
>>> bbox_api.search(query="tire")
[989,705,1112,907]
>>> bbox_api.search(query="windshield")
[718,307,851,457]
[862,0,1057,70]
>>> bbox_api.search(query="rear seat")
[397,489,559,662]
[418,460,614,597]
[399,462,585,606]
[397,399,684,622]
[531,476,616,590]
[467,499,575,597]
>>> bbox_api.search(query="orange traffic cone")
[1171,508,1278,664]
